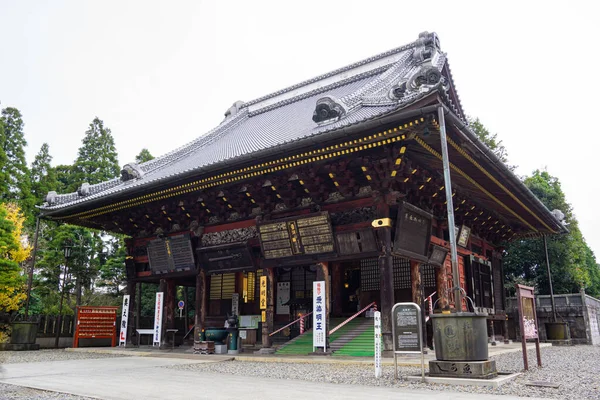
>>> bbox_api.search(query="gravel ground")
[0,349,127,400]
[0,349,126,365]
[167,345,600,399]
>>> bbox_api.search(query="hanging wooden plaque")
[393,202,432,262]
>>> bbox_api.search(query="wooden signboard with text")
[393,202,432,262]
[258,212,335,260]
[516,284,541,370]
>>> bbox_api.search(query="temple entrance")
[341,266,361,315]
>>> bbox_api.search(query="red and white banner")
[313,281,326,349]
[153,292,164,346]
[119,295,130,347]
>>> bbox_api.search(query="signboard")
[119,295,130,347]
[374,311,382,378]
[336,229,378,255]
[391,302,424,381]
[516,284,542,370]
[178,300,185,309]
[313,281,326,350]
[197,242,255,274]
[277,282,291,315]
[259,276,267,310]
[258,212,335,260]
[232,293,239,316]
[457,225,471,248]
[393,202,432,262]
[153,292,164,346]
[147,234,195,275]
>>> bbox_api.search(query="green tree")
[468,116,514,170]
[504,170,600,296]
[71,117,120,190]
[0,118,9,197]
[54,164,75,194]
[98,236,126,296]
[135,148,154,164]
[0,107,34,220]
[30,143,58,206]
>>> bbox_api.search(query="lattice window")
[360,258,379,291]
[393,257,411,290]
[209,273,236,300]
[245,272,256,301]
[422,264,436,288]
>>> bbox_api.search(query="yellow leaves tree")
[0,202,30,314]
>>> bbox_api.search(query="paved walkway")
[0,356,543,400]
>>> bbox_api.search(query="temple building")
[39,32,566,352]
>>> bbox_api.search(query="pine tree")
[135,148,154,164]
[0,119,9,198]
[0,108,34,220]
[71,117,120,190]
[31,143,58,206]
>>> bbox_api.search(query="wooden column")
[259,268,275,351]
[126,280,136,346]
[136,282,142,331]
[194,269,206,343]
[378,225,394,351]
[331,262,343,317]
[410,260,421,305]
[166,280,176,329]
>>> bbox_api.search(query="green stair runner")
[333,326,381,357]
[275,318,366,355]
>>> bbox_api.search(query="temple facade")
[39,32,566,351]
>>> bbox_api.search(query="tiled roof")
[42,32,457,212]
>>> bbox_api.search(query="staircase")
[333,324,381,357]
[275,317,373,355]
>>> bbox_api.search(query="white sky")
[1,1,599,256]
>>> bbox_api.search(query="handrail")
[269,312,313,337]
[329,302,376,335]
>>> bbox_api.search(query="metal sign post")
[374,311,382,378]
[392,302,424,382]
[178,300,185,318]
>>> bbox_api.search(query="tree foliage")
[0,203,29,315]
[0,108,34,221]
[135,148,154,164]
[71,117,120,189]
[468,116,515,170]
[504,170,600,297]
[31,143,58,206]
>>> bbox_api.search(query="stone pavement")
[0,356,544,400]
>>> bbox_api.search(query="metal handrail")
[329,301,376,335]
[269,312,313,337]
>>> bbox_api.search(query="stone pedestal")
[429,360,497,379]
[254,347,276,354]
[0,343,40,351]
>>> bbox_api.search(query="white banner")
[374,311,382,378]
[313,281,326,349]
[276,282,290,315]
[119,295,130,347]
[153,292,164,346]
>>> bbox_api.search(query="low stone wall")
[506,292,600,345]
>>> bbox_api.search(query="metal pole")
[24,216,41,319]
[543,235,557,322]
[437,106,462,311]
[55,258,69,348]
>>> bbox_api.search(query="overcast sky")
[1,1,599,256]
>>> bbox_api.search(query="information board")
[391,302,424,381]
[516,284,542,370]
[258,212,335,260]
[393,202,432,262]
[147,234,195,275]
[313,281,327,350]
